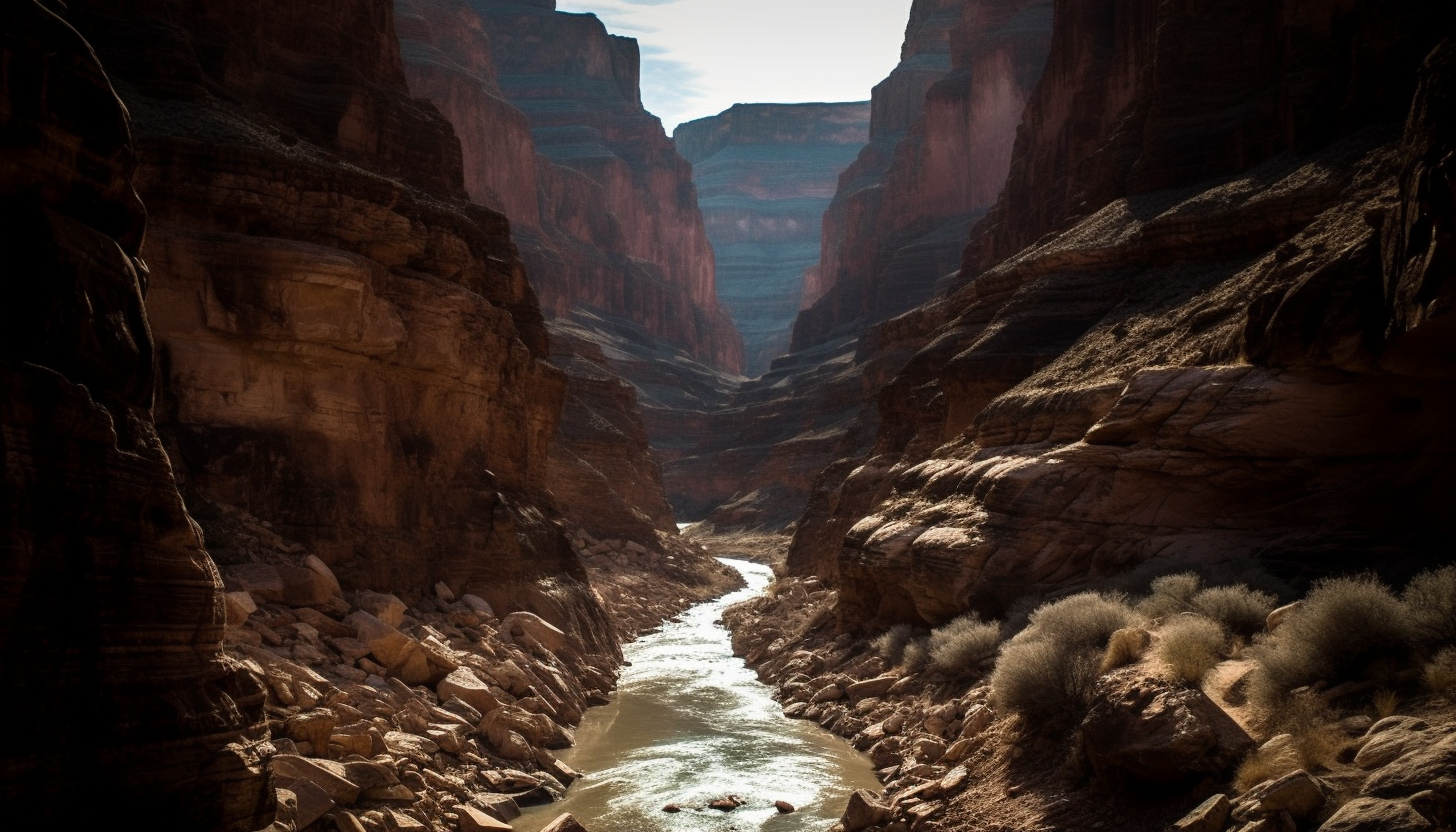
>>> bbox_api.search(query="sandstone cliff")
[676,102,871,375]
[796,1,1455,633]
[665,0,1053,529]
[792,0,1054,349]
[397,0,745,374]
[1,3,270,827]
[65,0,605,631]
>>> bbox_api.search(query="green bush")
[1136,572,1202,620]
[1249,575,1415,710]
[872,624,917,666]
[1403,565,1456,647]
[928,613,1002,676]
[1191,584,1277,638]
[1158,615,1227,684]
[990,637,1102,729]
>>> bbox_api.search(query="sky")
[556,0,916,134]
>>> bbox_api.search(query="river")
[513,558,881,831]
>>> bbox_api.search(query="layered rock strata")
[63,0,599,615]
[396,0,744,374]
[798,5,1455,631]
[665,0,1053,529]
[792,0,1054,349]
[675,103,871,375]
[1,4,270,827]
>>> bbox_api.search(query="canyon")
[4,0,1456,829]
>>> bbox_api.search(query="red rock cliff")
[65,0,605,631]
[1,3,271,827]
[396,0,745,374]
[791,0,1054,349]
[800,1,1455,634]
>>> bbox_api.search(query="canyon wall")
[796,1,1455,633]
[676,103,871,376]
[791,0,1054,349]
[0,3,271,827]
[664,0,1053,527]
[396,0,744,374]
[63,0,610,633]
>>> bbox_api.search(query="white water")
[514,558,880,831]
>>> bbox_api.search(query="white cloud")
[557,0,913,133]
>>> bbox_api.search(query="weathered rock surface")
[397,0,744,374]
[806,6,1455,631]
[64,0,606,623]
[1,3,270,826]
[676,102,871,375]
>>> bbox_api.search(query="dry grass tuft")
[1372,688,1400,719]
[872,624,917,667]
[1100,626,1150,673]
[1158,615,1227,685]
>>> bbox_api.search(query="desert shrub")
[1403,565,1456,647]
[873,624,917,666]
[928,613,1002,676]
[1426,647,1456,700]
[1100,626,1150,672]
[1372,688,1400,719]
[1235,690,1347,790]
[1248,575,1415,711]
[1191,584,1278,638]
[990,637,1102,730]
[1137,572,1202,620]
[1158,615,1228,684]
[903,636,931,674]
[1019,591,1139,650]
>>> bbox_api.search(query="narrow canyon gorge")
[3,0,1454,831]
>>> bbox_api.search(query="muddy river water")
[514,558,880,831]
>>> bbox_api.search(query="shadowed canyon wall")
[1,3,271,827]
[395,0,744,375]
[664,0,1054,528]
[61,0,613,633]
[790,1,1456,635]
[675,103,871,376]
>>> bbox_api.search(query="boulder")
[1355,727,1434,770]
[271,755,360,805]
[1362,733,1456,801]
[437,668,501,716]
[461,595,495,618]
[224,591,257,626]
[1235,770,1332,822]
[457,805,513,832]
[1317,797,1432,832]
[341,760,400,793]
[434,582,455,603]
[224,563,284,604]
[382,731,439,764]
[344,611,435,685]
[538,813,591,832]
[1170,794,1232,832]
[284,710,337,755]
[847,676,899,700]
[276,776,335,829]
[775,801,796,814]
[499,612,568,654]
[472,794,521,822]
[708,796,744,811]
[842,789,892,832]
[1080,675,1254,787]
[355,592,408,628]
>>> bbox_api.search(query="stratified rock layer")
[805,4,1455,632]
[66,0,597,624]
[398,0,744,374]
[1,3,270,827]
[676,103,871,375]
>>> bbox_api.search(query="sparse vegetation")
[1426,647,1456,701]
[1403,565,1456,647]
[903,636,931,674]
[991,592,1136,730]
[872,623,917,666]
[927,613,1001,676]
[1247,574,1416,711]
[1190,584,1277,638]
[1136,572,1202,620]
[1158,615,1227,685]
[1372,687,1400,719]
[1236,690,1347,790]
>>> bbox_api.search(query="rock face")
[792,0,1054,349]
[396,0,744,374]
[65,0,600,624]
[664,0,1053,528]
[675,103,871,375]
[802,3,1455,631]
[0,3,269,827]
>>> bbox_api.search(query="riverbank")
[213,505,740,832]
[513,559,879,832]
